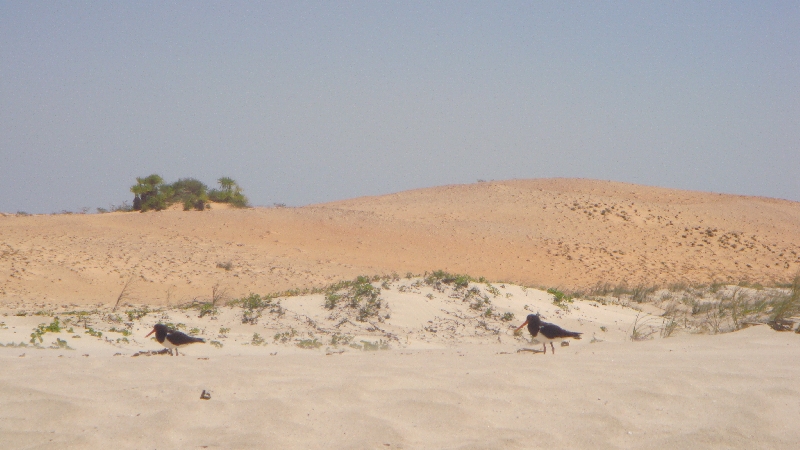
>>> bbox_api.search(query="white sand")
[1,325,798,449]
[1,280,799,448]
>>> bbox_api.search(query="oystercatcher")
[515,314,582,354]
[145,324,205,356]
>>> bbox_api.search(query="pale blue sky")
[1,1,798,213]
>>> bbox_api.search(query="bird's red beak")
[145,328,156,338]
[515,320,529,332]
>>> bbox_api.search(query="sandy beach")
[2,179,800,449]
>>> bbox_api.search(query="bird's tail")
[570,332,582,340]
[192,337,206,343]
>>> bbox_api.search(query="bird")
[515,313,582,354]
[145,323,205,356]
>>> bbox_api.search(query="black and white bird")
[515,313,582,354]
[145,323,205,356]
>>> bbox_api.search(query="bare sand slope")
[2,178,799,306]
[1,326,797,449]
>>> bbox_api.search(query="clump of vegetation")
[768,275,800,330]
[129,174,250,212]
[1,342,30,348]
[425,270,472,290]
[251,333,266,346]
[548,288,574,311]
[357,340,390,351]
[108,327,131,336]
[464,287,491,311]
[197,303,217,318]
[629,313,660,341]
[500,312,515,322]
[323,276,386,322]
[274,329,297,343]
[231,293,284,324]
[125,307,150,322]
[161,322,186,331]
[296,338,322,349]
[51,338,74,350]
[30,317,62,344]
[208,177,249,208]
[85,327,102,338]
[210,340,223,348]
[330,333,353,347]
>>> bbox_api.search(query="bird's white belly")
[534,336,560,344]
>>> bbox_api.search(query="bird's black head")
[145,323,170,339]
[516,313,542,336]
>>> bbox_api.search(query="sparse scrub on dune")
[485,284,501,297]
[588,278,800,336]
[230,293,284,324]
[629,313,660,341]
[322,275,387,322]
[464,286,491,311]
[767,274,800,331]
[548,288,574,311]
[425,270,472,290]
[125,306,150,322]
[184,283,229,318]
[580,277,800,337]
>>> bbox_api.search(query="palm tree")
[130,183,149,211]
[130,174,165,211]
[217,177,236,193]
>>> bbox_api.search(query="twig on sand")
[112,274,136,312]
[516,347,544,354]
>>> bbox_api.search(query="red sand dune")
[2,178,799,305]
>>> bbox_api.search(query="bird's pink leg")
[542,343,546,354]
[550,342,555,354]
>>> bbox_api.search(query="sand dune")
[2,178,799,306]
[2,179,800,449]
